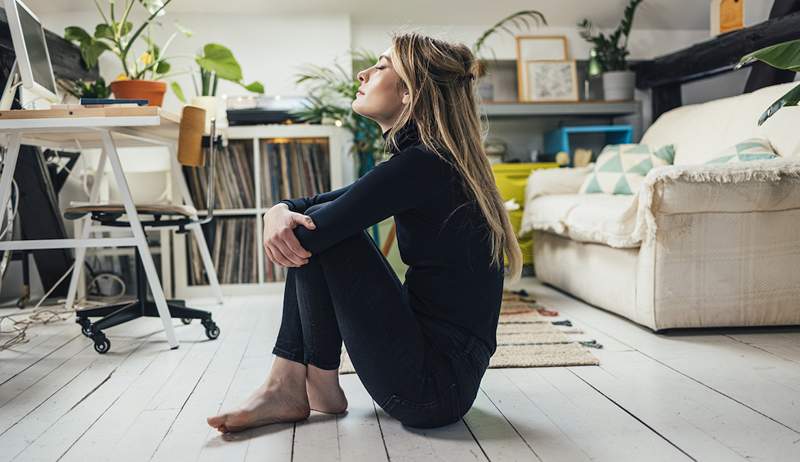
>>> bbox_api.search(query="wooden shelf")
[481,100,641,118]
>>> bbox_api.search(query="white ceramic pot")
[190,95,218,133]
[602,70,635,101]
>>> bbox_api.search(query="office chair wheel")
[92,332,111,354]
[181,318,192,325]
[202,319,220,340]
[77,318,92,337]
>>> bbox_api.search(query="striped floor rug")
[337,289,600,374]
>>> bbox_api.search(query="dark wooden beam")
[0,7,99,83]
[633,10,800,90]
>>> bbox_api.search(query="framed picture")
[516,35,569,100]
[522,60,579,102]
[516,35,568,61]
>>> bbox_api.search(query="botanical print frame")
[515,35,569,101]
[522,60,579,102]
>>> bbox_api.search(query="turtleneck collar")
[382,120,420,154]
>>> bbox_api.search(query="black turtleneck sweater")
[278,122,504,355]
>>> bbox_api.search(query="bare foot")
[206,384,310,433]
[307,377,348,414]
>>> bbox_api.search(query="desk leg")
[101,131,179,349]
[169,146,224,304]
[0,133,21,227]
[65,147,108,310]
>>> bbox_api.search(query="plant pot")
[190,95,218,134]
[109,79,167,107]
[602,70,635,101]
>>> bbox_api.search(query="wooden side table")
[491,162,560,265]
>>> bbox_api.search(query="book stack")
[184,137,333,285]
[183,141,256,210]
[260,138,331,208]
[187,217,258,285]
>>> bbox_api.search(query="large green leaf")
[196,43,242,82]
[739,38,800,72]
[64,26,91,43]
[170,81,186,103]
[757,82,800,126]
[241,81,264,93]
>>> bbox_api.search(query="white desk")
[0,106,223,349]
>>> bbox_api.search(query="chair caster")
[181,318,192,325]
[91,332,111,354]
[76,317,92,337]
[201,319,220,340]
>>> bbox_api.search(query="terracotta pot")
[109,79,167,107]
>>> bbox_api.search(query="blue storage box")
[544,125,633,166]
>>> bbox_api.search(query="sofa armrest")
[634,158,800,241]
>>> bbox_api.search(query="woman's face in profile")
[352,46,409,129]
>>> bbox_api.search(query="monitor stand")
[0,60,21,111]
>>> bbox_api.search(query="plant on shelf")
[471,10,547,76]
[737,38,800,125]
[170,43,265,130]
[64,0,190,106]
[578,0,643,101]
[292,50,384,178]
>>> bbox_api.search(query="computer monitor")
[2,0,59,106]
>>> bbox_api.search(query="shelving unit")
[173,124,354,298]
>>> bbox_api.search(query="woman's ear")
[401,91,410,105]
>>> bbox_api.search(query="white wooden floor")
[1,277,799,462]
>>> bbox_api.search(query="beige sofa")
[519,82,800,331]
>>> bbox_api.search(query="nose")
[357,68,368,83]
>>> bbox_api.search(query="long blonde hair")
[385,31,522,285]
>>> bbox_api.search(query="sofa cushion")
[578,143,675,195]
[641,82,800,165]
[526,193,639,248]
[705,138,779,164]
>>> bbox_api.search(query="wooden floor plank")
[335,374,389,462]
[57,305,235,462]
[15,318,203,462]
[463,386,542,462]
[0,315,81,385]
[515,279,800,433]
[726,332,800,364]
[196,301,282,462]
[0,318,161,462]
[148,298,276,462]
[378,408,487,461]
[569,350,800,461]
[506,367,691,462]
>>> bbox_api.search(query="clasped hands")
[262,203,316,268]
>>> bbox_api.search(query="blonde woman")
[207,31,522,432]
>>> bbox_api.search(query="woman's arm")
[278,183,353,214]
[291,148,447,255]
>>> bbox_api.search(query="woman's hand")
[263,203,316,267]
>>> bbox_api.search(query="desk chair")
[64,106,221,354]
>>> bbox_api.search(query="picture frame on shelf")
[522,60,579,102]
[515,35,569,101]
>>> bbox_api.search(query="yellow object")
[492,162,559,265]
[140,51,154,65]
[115,73,129,81]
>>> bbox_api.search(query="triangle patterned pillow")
[579,143,675,195]
[705,138,779,164]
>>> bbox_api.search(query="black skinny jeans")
[271,202,492,428]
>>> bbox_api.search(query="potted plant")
[578,0,643,101]
[170,43,265,131]
[64,0,188,106]
[737,38,800,125]
[293,50,385,178]
[471,10,547,100]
